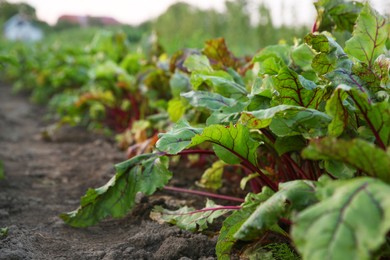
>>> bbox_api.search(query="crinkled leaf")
[292,177,390,260]
[156,120,203,154]
[240,105,300,129]
[189,123,259,166]
[253,44,290,76]
[291,43,315,71]
[273,67,325,108]
[234,180,317,241]
[340,84,390,146]
[60,153,172,227]
[305,33,352,76]
[197,160,226,191]
[314,0,363,32]
[216,188,275,259]
[202,38,241,70]
[191,70,248,98]
[345,4,388,67]
[303,137,390,183]
[353,55,390,93]
[325,87,350,136]
[183,54,213,72]
[150,199,230,232]
[240,105,331,138]
[181,90,237,110]
[269,108,331,138]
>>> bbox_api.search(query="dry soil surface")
[0,84,217,260]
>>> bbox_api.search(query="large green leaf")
[189,123,258,166]
[314,0,363,32]
[269,108,331,138]
[340,85,390,147]
[272,67,325,109]
[190,70,248,99]
[60,153,172,227]
[345,4,388,68]
[234,180,317,241]
[156,120,203,154]
[181,90,237,110]
[303,137,390,182]
[183,54,213,73]
[253,44,290,76]
[240,105,331,138]
[216,189,275,260]
[292,177,390,260]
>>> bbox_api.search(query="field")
[1,1,390,259]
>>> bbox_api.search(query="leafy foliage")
[1,0,390,259]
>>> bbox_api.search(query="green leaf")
[269,108,331,138]
[303,137,390,183]
[340,85,390,146]
[273,67,325,109]
[314,0,363,32]
[234,180,317,241]
[150,199,230,232]
[292,177,390,260]
[324,160,356,179]
[291,43,315,71]
[206,102,247,126]
[181,90,237,110]
[274,136,307,156]
[240,105,331,138]
[305,33,352,76]
[183,54,213,72]
[190,70,248,98]
[0,160,4,180]
[170,72,191,98]
[167,98,186,122]
[189,123,259,166]
[60,153,172,227]
[156,120,203,154]
[345,4,389,67]
[325,87,350,137]
[253,44,290,75]
[0,227,8,238]
[216,189,275,259]
[197,160,226,191]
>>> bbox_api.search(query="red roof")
[57,15,121,26]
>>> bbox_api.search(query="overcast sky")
[7,0,388,27]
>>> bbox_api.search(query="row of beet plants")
[1,30,174,149]
[2,0,389,258]
[61,1,390,259]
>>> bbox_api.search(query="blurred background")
[1,0,387,55]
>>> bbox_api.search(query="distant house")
[57,15,121,27]
[3,14,43,42]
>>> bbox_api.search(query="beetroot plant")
[61,1,390,259]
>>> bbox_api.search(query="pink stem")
[163,186,245,203]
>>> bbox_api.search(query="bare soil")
[0,83,217,260]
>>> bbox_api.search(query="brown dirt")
[0,83,217,260]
